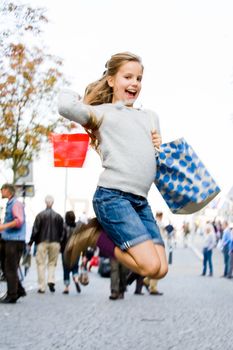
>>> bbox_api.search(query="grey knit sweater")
[58,89,160,198]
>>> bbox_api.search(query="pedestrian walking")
[213,219,224,242]
[227,223,233,279]
[0,183,26,303]
[28,195,63,293]
[182,221,191,248]
[58,52,168,282]
[60,211,81,294]
[221,221,231,277]
[165,223,175,265]
[201,223,216,277]
[109,258,129,300]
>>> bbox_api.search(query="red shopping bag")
[51,133,89,167]
[89,256,99,267]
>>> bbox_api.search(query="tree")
[0,1,69,183]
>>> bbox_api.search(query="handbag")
[21,252,31,268]
[154,137,220,215]
[78,265,89,286]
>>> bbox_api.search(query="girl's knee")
[147,262,168,279]
[156,264,169,279]
[141,261,161,278]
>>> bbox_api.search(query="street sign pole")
[64,167,68,215]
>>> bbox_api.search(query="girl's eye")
[124,75,142,81]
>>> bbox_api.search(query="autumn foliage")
[0,1,68,183]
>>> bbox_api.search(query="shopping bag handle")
[154,146,161,153]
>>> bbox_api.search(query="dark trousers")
[135,276,144,293]
[110,258,128,294]
[0,238,5,274]
[202,248,213,275]
[1,240,25,299]
[222,247,230,277]
[228,251,233,278]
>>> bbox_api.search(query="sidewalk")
[3,240,233,350]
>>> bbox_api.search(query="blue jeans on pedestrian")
[222,246,230,277]
[62,254,79,286]
[93,186,164,251]
[202,248,213,276]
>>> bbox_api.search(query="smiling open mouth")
[125,89,137,97]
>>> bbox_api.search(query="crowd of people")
[0,185,167,303]
[0,183,233,304]
[181,219,233,279]
[0,186,92,302]
[0,184,227,303]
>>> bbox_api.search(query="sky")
[1,0,233,223]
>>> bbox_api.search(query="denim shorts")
[93,187,164,251]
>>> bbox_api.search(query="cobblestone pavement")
[1,238,233,350]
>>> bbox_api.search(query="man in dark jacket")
[28,195,63,293]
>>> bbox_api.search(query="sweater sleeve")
[58,89,91,126]
[146,109,161,135]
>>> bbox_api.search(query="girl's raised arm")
[58,89,90,126]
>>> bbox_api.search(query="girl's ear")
[107,76,114,88]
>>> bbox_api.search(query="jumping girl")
[58,52,168,280]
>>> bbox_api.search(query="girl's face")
[107,61,143,107]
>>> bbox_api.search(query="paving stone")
[0,238,232,350]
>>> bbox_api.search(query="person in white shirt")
[201,223,216,277]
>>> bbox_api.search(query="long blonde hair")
[83,52,143,150]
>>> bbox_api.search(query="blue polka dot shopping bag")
[154,138,220,214]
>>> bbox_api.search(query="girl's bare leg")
[114,240,168,279]
[153,244,168,278]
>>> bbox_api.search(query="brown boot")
[64,218,101,269]
[109,291,119,300]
